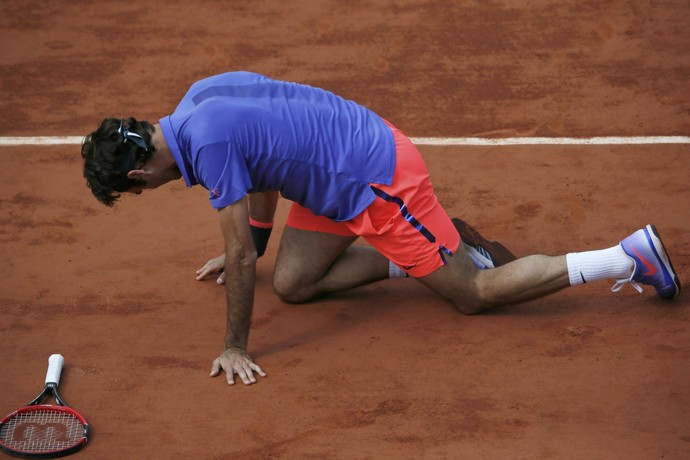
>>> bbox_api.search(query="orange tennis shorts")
[286,121,460,278]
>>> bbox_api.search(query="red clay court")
[1,1,688,459]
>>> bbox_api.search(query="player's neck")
[151,124,181,180]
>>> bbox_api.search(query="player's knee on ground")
[422,258,494,315]
[442,270,498,315]
[272,271,312,304]
[450,292,490,315]
[450,271,509,314]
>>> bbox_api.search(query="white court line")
[411,136,690,146]
[0,136,85,145]
[0,135,689,146]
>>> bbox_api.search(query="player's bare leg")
[273,218,524,304]
[273,226,389,303]
[418,243,571,314]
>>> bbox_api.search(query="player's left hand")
[196,254,226,284]
[210,348,266,385]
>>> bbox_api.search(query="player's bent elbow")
[226,243,258,268]
[242,249,258,267]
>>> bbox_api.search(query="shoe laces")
[611,277,644,294]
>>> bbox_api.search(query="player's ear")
[127,169,149,180]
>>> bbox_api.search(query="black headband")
[118,119,148,151]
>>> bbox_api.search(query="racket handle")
[46,354,65,386]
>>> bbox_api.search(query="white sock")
[566,246,634,286]
[388,261,409,278]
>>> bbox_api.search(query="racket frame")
[0,356,89,458]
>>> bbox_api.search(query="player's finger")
[242,366,257,384]
[197,261,224,280]
[217,272,226,285]
[236,365,255,385]
[210,358,221,377]
[226,368,235,385]
[250,362,267,377]
[196,266,212,280]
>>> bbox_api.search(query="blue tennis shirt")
[160,71,396,221]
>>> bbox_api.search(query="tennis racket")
[0,355,89,458]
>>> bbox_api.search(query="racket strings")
[0,408,85,453]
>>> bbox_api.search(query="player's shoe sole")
[452,217,517,268]
[619,224,681,299]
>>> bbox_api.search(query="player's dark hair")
[81,117,155,206]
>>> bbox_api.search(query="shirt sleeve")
[195,141,252,209]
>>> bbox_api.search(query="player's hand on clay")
[196,254,226,284]
[210,348,266,385]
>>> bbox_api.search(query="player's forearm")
[223,247,257,351]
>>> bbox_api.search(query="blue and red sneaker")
[613,225,681,299]
[452,217,517,269]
